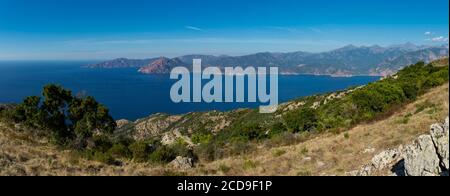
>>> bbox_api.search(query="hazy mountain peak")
[138,57,185,74]
[389,42,420,50]
[87,44,449,76]
[339,44,359,50]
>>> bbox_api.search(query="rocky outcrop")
[133,114,182,140]
[138,57,186,74]
[0,104,16,112]
[85,58,156,68]
[121,111,232,144]
[430,118,449,169]
[88,45,449,76]
[169,156,194,170]
[404,135,442,176]
[348,117,449,176]
[347,147,405,176]
[115,119,131,129]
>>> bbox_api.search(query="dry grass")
[187,83,449,176]
[0,123,177,176]
[1,83,448,176]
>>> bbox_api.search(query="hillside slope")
[87,44,449,76]
[184,83,449,176]
[1,83,448,176]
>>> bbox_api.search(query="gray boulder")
[348,117,449,176]
[430,117,449,170]
[169,156,194,170]
[404,135,441,176]
[371,147,404,170]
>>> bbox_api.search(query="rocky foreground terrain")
[2,82,447,176]
[349,117,449,176]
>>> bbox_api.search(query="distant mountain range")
[86,43,449,76]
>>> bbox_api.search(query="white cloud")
[60,38,343,46]
[424,31,432,36]
[266,26,301,33]
[308,27,324,34]
[431,36,449,42]
[185,26,204,31]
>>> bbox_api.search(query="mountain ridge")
[86,43,449,76]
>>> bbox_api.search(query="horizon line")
[0,42,448,62]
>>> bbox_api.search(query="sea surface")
[0,61,380,120]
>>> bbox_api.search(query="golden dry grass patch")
[189,83,449,176]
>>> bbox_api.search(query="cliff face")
[138,57,186,74]
[86,58,156,68]
[349,117,449,176]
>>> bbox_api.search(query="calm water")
[0,61,380,120]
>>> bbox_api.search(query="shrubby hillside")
[1,58,449,175]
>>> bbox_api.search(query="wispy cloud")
[266,26,302,33]
[60,37,343,46]
[308,27,324,34]
[431,36,449,42]
[423,31,448,43]
[185,26,204,31]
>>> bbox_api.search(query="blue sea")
[0,61,380,120]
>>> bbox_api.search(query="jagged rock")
[311,102,321,109]
[169,156,194,170]
[0,104,16,111]
[371,147,404,170]
[133,114,182,140]
[316,161,325,168]
[283,101,305,112]
[115,119,131,129]
[404,135,441,176]
[347,165,373,176]
[161,130,194,146]
[161,132,178,146]
[347,146,403,176]
[349,117,449,176]
[430,117,449,170]
[303,157,312,162]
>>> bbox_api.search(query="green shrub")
[7,84,117,147]
[344,132,350,139]
[149,145,177,164]
[92,135,113,153]
[229,140,255,156]
[93,151,117,165]
[284,108,318,133]
[300,147,309,155]
[219,164,231,174]
[272,149,287,157]
[129,141,155,162]
[267,132,299,147]
[191,132,212,144]
[195,142,222,162]
[415,101,436,114]
[108,143,131,159]
[268,122,288,138]
[243,160,258,170]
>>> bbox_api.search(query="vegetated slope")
[0,83,447,176]
[186,83,449,176]
[0,121,175,176]
[1,58,448,176]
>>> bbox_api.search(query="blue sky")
[0,0,448,60]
